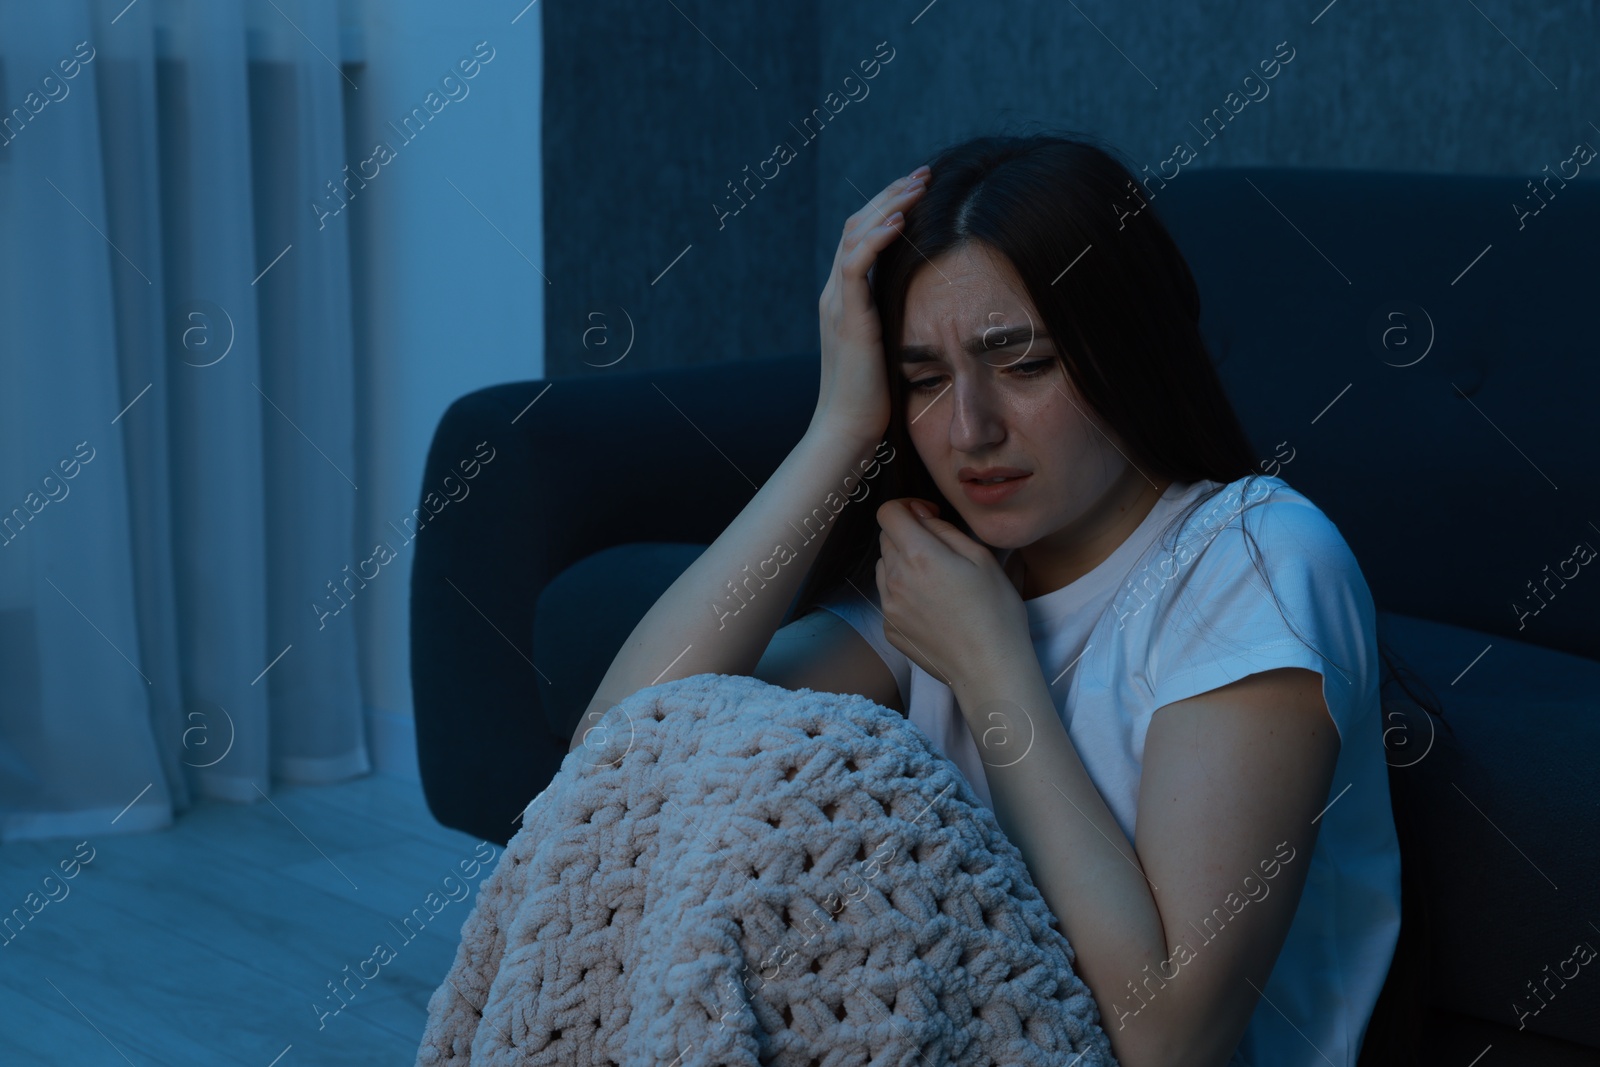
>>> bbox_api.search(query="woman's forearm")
[568,421,889,752]
[947,651,1176,1066]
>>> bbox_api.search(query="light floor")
[0,772,493,1065]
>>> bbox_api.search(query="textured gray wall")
[544,0,1598,378]
[541,0,821,379]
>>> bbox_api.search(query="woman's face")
[896,242,1135,554]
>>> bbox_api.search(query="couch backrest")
[1143,166,1598,663]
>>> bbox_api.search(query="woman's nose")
[948,378,1005,452]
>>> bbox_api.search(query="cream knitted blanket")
[415,672,1118,1066]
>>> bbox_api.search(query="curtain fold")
[0,0,368,843]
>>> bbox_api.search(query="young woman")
[571,133,1426,1067]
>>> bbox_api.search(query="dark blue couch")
[409,167,1599,1063]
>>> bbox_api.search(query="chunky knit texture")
[415,672,1118,1066]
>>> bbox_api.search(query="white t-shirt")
[816,474,1401,1067]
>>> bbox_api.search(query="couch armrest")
[409,352,818,842]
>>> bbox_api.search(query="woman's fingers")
[853,176,924,234]
[842,178,927,256]
[842,172,919,234]
[836,197,919,287]
[834,172,930,272]
[837,211,905,284]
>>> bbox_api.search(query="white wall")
[342,0,544,778]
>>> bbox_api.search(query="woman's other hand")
[873,497,1031,692]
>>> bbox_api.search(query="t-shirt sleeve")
[1140,487,1378,745]
[813,581,913,712]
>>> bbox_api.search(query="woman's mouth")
[960,473,1031,505]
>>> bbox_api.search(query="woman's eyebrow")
[898,327,1050,363]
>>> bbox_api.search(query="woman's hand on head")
[874,497,1032,692]
[811,165,931,447]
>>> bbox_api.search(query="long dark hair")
[788,130,1445,1064]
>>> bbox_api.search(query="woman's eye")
[905,359,1053,394]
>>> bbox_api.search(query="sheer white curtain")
[0,0,367,841]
